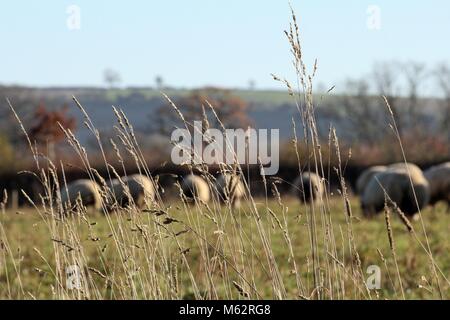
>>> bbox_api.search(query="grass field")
[1,8,448,301]
[104,87,327,106]
[1,197,449,300]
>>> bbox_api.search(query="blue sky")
[1,1,449,91]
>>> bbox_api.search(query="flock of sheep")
[60,172,246,212]
[357,162,450,218]
[59,161,450,219]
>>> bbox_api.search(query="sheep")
[181,174,210,204]
[361,166,430,218]
[60,179,102,211]
[215,173,245,209]
[355,163,419,196]
[110,174,156,209]
[424,162,450,208]
[292,172,324,204]
[355,165,387,196]
[388,162,423,177]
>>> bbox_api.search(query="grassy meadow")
[0,9,449,302]
[1,197,449,300]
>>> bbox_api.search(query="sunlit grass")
[1,197,448,299]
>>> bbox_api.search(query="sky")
[1,1,449,92]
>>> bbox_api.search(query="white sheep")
[361,166,430,218]
[181,174,210,204]
[355,165,387,195]
[60,179,102,211]
[216,173,245,209]
[292,172,324,204]
[110,174,156,209]
[388,162,425,177]
[424,162,450,208]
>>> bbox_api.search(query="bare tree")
[372,61,403,136]
[340,78,385,144]
[435,63,450,141]
[103,69,122,88]
[402,62,428,129]
[155,75,164,90]
[248,79,256,91]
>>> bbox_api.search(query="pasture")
[1,197,449,299]
[1,5,449,303]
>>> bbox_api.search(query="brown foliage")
[154,87,251,134]
[29,102,76,145]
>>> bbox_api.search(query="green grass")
[1,197,449,299]
[102,86,337,106]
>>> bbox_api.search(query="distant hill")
[1,85,442,147]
